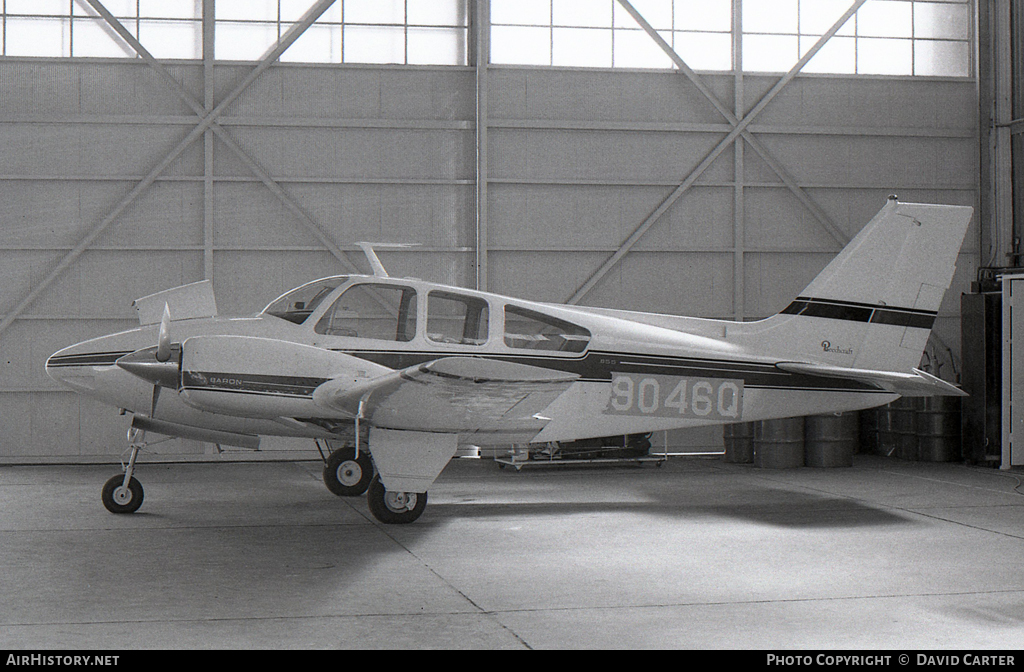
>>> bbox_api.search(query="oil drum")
[916,396,962,462]
[892,396,920,460]
[722,421,755,463]
[875,402,899,457]
[754,417,805,468]
[805,412,858,467]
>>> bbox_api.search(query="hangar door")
[1001,274,1024,468]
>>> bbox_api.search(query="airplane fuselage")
[46,273,897,448]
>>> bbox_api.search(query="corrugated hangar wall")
[0,55,977,463]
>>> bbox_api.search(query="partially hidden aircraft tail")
[733,197,973,396]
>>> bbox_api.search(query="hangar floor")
[1,454,1022,650]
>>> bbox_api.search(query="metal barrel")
[804,412,858,468]
[916,396,962,462]
[892,396,920,460]
[753,417,805,468]
[875,403,898,456]
[722,421,755,463]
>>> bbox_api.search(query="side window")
[427,291,489,345]
[315,284,417,342]
[504,306,591,353]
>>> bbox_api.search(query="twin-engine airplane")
[46,197,972,524]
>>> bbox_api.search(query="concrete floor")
[1,454,1023,650]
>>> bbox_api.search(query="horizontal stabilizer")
[776,361,967,397]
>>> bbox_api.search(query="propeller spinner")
[115,303,180,416]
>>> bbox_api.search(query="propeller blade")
[156,303,171,362]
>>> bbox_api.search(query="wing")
[776,361,967,397]
[312,356,580,432]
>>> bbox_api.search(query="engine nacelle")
[178,335,388,419]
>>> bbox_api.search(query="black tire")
[101,474,144,514]
[366,475,427,524]
[323,446,374,496]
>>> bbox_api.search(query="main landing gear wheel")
[366,475,427,524]
[101,474,144,514]
[323,446,374,497]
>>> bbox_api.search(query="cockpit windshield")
[262,277,348,325]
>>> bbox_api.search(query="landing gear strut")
[101,426,148,514]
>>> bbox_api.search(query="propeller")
[115,302,180,418]
[156,303,171,362]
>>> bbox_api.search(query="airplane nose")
[45,342,125,390]
[44,353,57,381]
[46,344,88,390]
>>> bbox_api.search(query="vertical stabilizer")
[735,198,973,374]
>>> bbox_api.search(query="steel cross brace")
[0,0,341,338]
[568,0,867,305]
[82,0,362,275]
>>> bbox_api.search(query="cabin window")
[315,283,417,342]
[503,306,590,353]
[263,277,347,325]
[426,291,489,345]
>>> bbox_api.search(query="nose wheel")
[101,474,144,514]
[101,424,155,514]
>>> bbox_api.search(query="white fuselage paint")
[46,275,897,448]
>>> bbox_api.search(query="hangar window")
[743,0,972,77]
[489,0,972,78]
[504,306,590,353]
[315,283,418,342]
[0,0,203,59]
[427,291,489,346]
[490,0,732,71]
[0,1,468,64]
[215,0,468,65]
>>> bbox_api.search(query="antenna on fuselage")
[353,242,417,278]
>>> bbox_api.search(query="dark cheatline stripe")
[52,347,885,399]
[46,351,133,367]
[180,370,324,398]
[869,310,936,329]
[782,297,936,329]
[347,349,880,393]
[781,300,873,322]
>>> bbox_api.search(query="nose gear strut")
[100,425,170,514]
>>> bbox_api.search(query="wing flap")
[313,356,579,431]
[776,361,967,397]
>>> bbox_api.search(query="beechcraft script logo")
[821,340,853,355]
